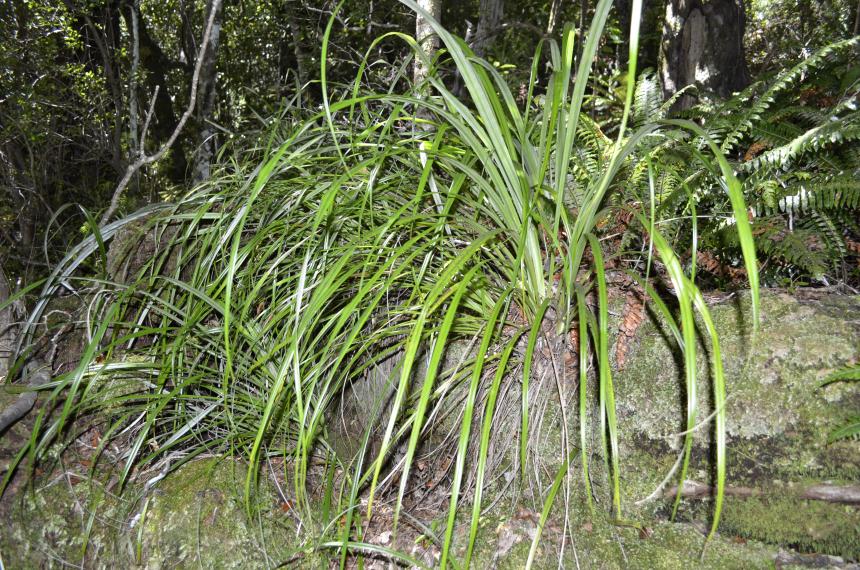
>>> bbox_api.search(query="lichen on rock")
[610,289,860,558]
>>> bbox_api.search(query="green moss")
[4,291,857,567]
[1,474,135,569]
[0,457,298,569]
[529,290,860,563]
[106,217,181,284]
[717,495,860,560]
[137,458,295,569]
[615,291,860,450]
[569,521,778,570]
[465,509,782,568]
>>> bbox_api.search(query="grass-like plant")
[4,0,759,567]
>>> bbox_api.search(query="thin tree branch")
[139,85,159,153]
[100,0,222,226]
[69,1,125,174]
[129,0,140,155]
[663,480,860,505]
[546,0,563,35]
[304,5,401,32]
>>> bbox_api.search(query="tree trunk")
[283,0,311,91]
[4,142,37,262]
[576,0,588,69]
[64,0,126,175]
[854,0,859,36]
[414,0,442,84]
[0,265,17,380]
[660,0,750,110]
[473,0,504,58]
[192,0,224,184]
[616,0,632,67]
[546,0,563,34]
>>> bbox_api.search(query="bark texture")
[473,0,504,57]
[121,2,189,182]
[192,0,224,184]
[414,0,442,84]
[660,0,750,110]
[0,266,15,379]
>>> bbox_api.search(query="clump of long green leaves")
[6,0,758,567]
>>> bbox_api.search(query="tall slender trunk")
[853,0,859,36]
[122,3,189,182]
[616,0,631,67]
[414,0,442,84]
[546,0,563,35]
[65,0,125,175]
[284,0,311,91]
[4,142,37,263]
[576,0,589,70]
[0,265,17,379]
[474,0,504,57]
[192,0,224,184]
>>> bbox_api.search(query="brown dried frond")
[743,140,769,162]
[614,289,645,371]
[696,250,748,284]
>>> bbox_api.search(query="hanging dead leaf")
[615,290,645,371]
[697,250,747,284]
[743,140,769,162]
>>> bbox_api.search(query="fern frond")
[741,120,860,173]
[633,71,663,126]
[821,364,860,385]
[828,419,860,443]
[747,218,832,277]
[807,177,860,210]
[800,211,847,258]
[820,364,860,443]
[720,37,859,152]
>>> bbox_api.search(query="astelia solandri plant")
[4,0,759,566]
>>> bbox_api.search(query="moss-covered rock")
[106,217,182,285]
[3,290,857,568]
[462,505,782,569]
[0,458,298,569]
[616,290,859,452]
[718,494,860,561]
[610,289,860,559]
[134,458,295,569]
[1,467,137,568]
